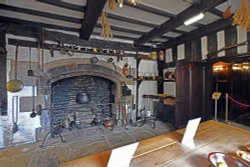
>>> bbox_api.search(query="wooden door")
[175,62,212,128]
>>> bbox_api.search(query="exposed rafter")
[0,16,79,32]
[172,29,186,34]
[208,8,223,18]
[91,32,136,41]
[8,39,140,57]
[192,22,204,28]
[135,0,226,45]
[106,13,159,28]
[0,4,82,24]
[162,18,232,49]
[37,0,85,12]
[5,23,151,52]
[95,24,145,35]
[124,1,177,18]
[80,0,106,40]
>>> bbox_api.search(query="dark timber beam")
[0,4,82,24]
[162,18,232,49]
[91,32,136,41]
[95,24,145,35]
[0,16,79,32]
[135,0,226,45]
[6,23,151,52]
[192,22,204,28]
[8,38,141,57]
[124,1,177,18]
[35,0,161,29]
[80,0,106,40]
[37,0,85,12]
[0,22,8,115]
[107,13,159,28]
[208,8,223,18]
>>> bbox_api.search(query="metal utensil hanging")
[6,45,24,92]
[12,96,19,133]
[30,85,37,118]
[76,78,91,104]
[27,46,34,76]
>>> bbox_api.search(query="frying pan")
[27,47,34,76]
[6,46,24,92]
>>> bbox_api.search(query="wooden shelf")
[162,79,175,82]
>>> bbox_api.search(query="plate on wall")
[208,152,249,167]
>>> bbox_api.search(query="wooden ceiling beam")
[37,0,85,12]
[91,32,136,41]
[135,0,226,45]
[192,22,204,28]
[80,0,106,40]
[0,4,82,24]
[208,8,223,18]
[1,16,143,41]
[95,24,145,35]
[0,16,79,32]
[172,29,185,34]
[106,13,159,28]
[124,1,177,18]
[162,18,232,49]
[5,23,151,52]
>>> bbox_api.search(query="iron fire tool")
[12,96,19,133]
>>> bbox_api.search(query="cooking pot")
[103,119,114,129]
[90,57,99,64]
[76,92,91,104]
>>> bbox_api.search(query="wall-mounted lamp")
[184,13,204,26]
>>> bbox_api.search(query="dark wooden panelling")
[207,32,218,59]
[248,32,250,52]
[0,31,7,115]
[185,41,192,61]
[175,62,205,128]
[225,27,237,57]
[191,38,202,61]
[231,69,250,120]
[172,46,178,65]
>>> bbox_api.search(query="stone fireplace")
[37,58,133,134]
[51,76,115,129]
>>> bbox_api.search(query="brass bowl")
[208,152,249,167]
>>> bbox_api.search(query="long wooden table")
[60,120,250,167]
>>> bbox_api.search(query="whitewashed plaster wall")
[6,34,158,114]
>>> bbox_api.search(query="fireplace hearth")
[36,58,134,140]
[51,76,115,129]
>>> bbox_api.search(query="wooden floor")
[60,120,250,167]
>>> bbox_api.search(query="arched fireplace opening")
[51,76,116,129]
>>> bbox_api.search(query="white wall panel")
[177,44,185,60]
[237,26,248,54]
[217,30,225,57]
[201,36,208,60]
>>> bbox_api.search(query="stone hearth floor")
[0,119,175,167]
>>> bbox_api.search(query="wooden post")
[0,22,7,115]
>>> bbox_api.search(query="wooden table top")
[60,120,250,167]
